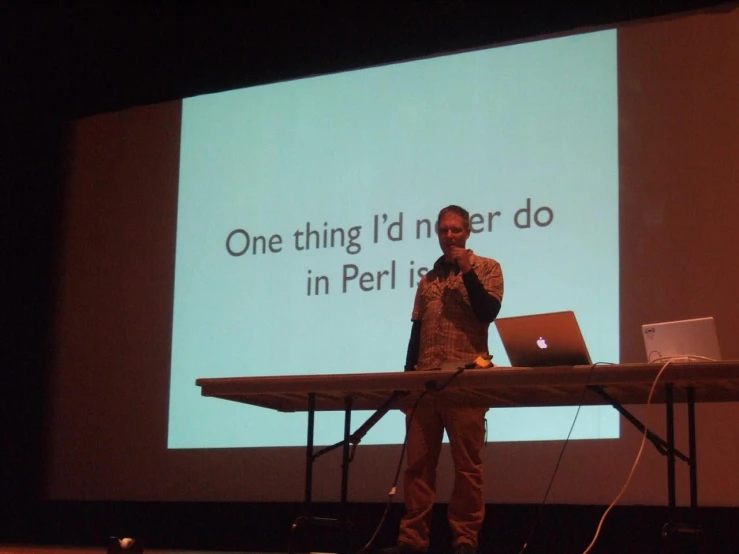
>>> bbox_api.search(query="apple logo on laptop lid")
[537,337,548,349]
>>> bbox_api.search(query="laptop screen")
[494,311,592,367]
[642,317,721,362]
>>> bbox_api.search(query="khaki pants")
[398,398,488,550]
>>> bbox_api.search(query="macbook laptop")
[494,311,592,367]
[642,317,721,362]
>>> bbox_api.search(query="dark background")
[2,2,737,553]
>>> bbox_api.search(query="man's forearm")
[462,269,502,322]
[404,320,421,371]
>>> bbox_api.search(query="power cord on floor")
[517,362,604,554]
[579,360,673,554]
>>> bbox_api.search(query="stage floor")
[0,547,252,554]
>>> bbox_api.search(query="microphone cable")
[356,366,467,554]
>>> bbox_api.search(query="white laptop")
[494,311,592,367]
[642,317,721,362]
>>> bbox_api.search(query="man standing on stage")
[385,204,504,554]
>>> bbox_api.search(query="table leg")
[305,392,316,507]
[666,383,676,509]
[687,386,698,509]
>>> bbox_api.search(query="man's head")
[436,205,471,261]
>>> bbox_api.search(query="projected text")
[224,199,553,295]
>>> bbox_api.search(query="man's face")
[437,211,470,260]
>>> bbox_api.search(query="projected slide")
[168,29,619,449]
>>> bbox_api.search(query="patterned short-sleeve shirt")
[411,250,504,371]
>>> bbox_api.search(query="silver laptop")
[494,311,592,367]
[642,317,721,362]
